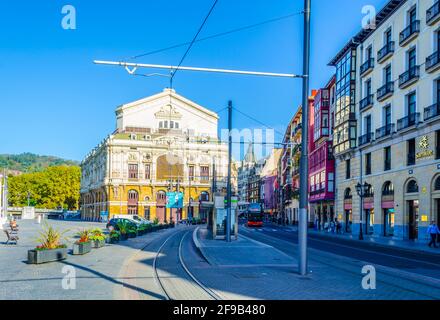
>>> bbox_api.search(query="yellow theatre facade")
[80,89,229,222]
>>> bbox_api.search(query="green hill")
[0,153,79,174]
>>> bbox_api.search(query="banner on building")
[166,192,184,209]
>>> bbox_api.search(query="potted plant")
[28,223,68,264]
[109,230,120,243]
[73,229,92,255]
[127,225,137,238]
[116,220,129,241]
[89,228,106,248]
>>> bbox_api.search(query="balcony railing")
[427,1,440,25]
[360,94,374,111]
[397,113,420,131]
[358,132,374,146]
[399,20,420,46]
[360,58,374,76]
[377,41,395,63]
[398,66,420,88]
[424,102,440,121]
[376,123,395,139]
[426,51,440,73]
[377,82,394,101]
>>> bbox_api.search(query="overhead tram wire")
[126,11,304,61]
[170,0,220,85]
[232,107,285,138]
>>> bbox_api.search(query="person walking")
[427,221,440,248]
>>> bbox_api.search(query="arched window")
[128,190,139,200]
[344,188,352,200]
[382,181,394,196]
[407,180,419,193]
[157,190,166,201]
[435,177,440,191]
[365,185,374,197]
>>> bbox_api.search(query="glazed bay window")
[333,48,357,155]
[128,164,138,179]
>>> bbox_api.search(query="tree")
[8,166,81,210]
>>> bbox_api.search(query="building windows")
[328,172,334,193]
[436,130,440,160]
[128,164,138,179]
[384,104,392,126]
[384,146,391,171]
[407,138,416,166]
[407,92,417,119]
[408,47,417,69]
[407,179,419,193]
[200,166,209,181]
[145,164,151,180]
[365,153,372,175]
[384,65,392,84]
[189,165,195,181]
[345,159,351,179]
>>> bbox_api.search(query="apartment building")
[330,0,440,242]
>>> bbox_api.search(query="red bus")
[247,203,264,227]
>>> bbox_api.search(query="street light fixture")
[355,181,371,241]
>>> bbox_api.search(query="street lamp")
[355,182,371,241]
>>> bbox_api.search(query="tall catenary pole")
[226,101,233,242]
[299,0,311,276]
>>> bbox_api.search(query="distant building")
[260,148,282,216]
[80,89,228,222]
[309,77,337,230]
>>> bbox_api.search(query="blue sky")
[0,0,387,162]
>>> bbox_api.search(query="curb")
[192,227,213,265]
[308,230,440,259]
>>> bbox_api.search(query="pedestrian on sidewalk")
[336,219,342,234]
[427,221,440,248]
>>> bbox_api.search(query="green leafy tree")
[9,166,80,210]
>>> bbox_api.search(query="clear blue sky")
[0,0,387,162]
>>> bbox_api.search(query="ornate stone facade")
[80,89,229,222]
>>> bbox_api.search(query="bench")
[3,230,19,245]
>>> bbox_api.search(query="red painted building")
[309,76,336,229]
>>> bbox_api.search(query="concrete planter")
[91,239,106,248]
[128,232,137,238]
[28,248,67,264]
[73,241,92,255]
[120,233,128,241]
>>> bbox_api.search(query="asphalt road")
[239,221,440,280]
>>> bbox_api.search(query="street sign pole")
[298,0,311,276]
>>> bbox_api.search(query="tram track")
[153,229,222,300]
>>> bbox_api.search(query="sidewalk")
[190,226,440,299]
[280,223,440,256]
[193,227,295,267]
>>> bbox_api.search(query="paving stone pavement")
[0,219,177,300]
[187,226,440,300]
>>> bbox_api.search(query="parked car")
[112,214,152,225]
[106,218,139,231]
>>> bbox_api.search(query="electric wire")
[126,11,304,61]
